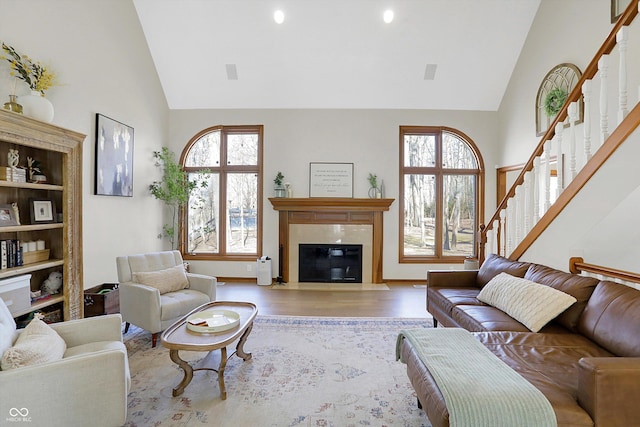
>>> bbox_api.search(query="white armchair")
[116,250,217,347]
[0,298,130,427]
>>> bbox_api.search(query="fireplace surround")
[269,198,394,283]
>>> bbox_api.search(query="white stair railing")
[482,1,639,260]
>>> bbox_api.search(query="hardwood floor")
[216,282,431,318]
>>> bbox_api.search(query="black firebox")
[298,244,363,283]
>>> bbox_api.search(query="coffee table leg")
[170,349,193,397]
[236,322,254,361]
[218,346,228,400]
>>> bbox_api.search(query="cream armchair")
[0,298,130,427]
[116,250,217,347]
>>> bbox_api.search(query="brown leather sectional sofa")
[399,254,640,427]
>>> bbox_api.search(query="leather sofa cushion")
[452,305,571,334]
[524,264,599,331]
[578,280,640,357]
[476,254,531,287]
[475,331,612,427]
[427,288,482,317]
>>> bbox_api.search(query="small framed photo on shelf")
[29,198,56,224]
[0,204,18,227]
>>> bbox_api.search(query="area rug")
[271,282,390,291]
[124,316,432,427]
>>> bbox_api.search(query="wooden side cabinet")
[0,110,84,321]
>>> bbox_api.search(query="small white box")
[0,274,32,316]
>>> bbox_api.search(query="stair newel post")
[568,102,578,181]
[582,80,592,161]
[554,122,564,199]
[598,54,610,145]
[533,156,541,224]
[523,171,532,235]
[543,140,552,213]
[498,210,506,256]
[617,26,629,123]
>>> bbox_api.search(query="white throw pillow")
[133,264,189,294]
[477,272,577,332]
[1,318,66,370]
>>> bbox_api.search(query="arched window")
[181,125,263,260]
[399,126,484,262]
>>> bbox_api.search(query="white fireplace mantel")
[269,198,394,283]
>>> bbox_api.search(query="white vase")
[21,90,54,123]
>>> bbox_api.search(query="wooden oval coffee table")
[160,301,258,399]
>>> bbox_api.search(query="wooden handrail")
[569,257,640,283]
[481,0,639,261]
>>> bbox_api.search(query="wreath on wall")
[544,87,568,117]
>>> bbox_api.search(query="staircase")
[480,0,640,270]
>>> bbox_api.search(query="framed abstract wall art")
[95,114,134,197]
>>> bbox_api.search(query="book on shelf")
[0,239,23,269]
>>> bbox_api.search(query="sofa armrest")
[578,357,640,426]
[427,270,479,288]
[50,313,123,347]
[187,273,217,301]
[119,282,162,332]
[0,348,128,427]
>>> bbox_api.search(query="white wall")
[0,0,168,288]
[169,108,499,280]
[497,0,612,167]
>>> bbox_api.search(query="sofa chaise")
[398,254,640,427]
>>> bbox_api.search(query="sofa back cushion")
[476,254,531,288]
[578,281,640,357]
[116,250,183,283]
[0,298,18,364]
[524,264,599,331]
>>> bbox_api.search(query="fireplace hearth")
[299,244,363,283]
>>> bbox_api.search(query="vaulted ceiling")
[133,0,541,110]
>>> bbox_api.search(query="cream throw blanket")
[397,328,557,427]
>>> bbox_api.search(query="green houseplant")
[274,171,286,197]
[149,147,208,249]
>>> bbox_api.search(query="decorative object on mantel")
[535,63,583,137]
[273,171,286,197]
[367,173,382,199]
[3,94,22,114]
[149,146,209,249]
[1,42,57,122]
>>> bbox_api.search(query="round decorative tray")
[186,309,240,333]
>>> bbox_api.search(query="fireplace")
[269,198,394,283]
[299,244,363,283]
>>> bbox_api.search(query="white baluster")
[507,200,515,255]
[582,80,592,161]
[617,27,628,123]
[492,219,499,255]
[499,209,506,256]
[599,54,610,145]
[544,140,552,213]
[533,156,541,223]
[555,123,564,197]
[523,171,532,234]
[568,102,578,180]
[515,184,523,245]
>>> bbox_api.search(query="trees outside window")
[181,125,263,260]
[400,126,484,262]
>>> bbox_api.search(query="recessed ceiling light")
[383,10,394,23]
[274,10,285,24]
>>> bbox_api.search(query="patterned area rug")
[124,316,433,427]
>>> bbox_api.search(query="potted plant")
[149,147,208,249]
[368,173,381,198]
[274,171,286,198]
